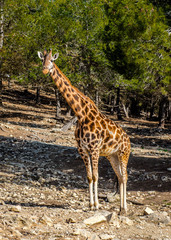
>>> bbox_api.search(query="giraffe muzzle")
[43,69,49,75]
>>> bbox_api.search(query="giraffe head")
[38,49,59,75]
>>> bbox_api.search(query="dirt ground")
[0,84,171,240]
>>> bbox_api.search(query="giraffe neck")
[50,63,99,122]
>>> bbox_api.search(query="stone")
[119,216,134,226]
[66,217,76,223]
[107,193,116,203]
[73,229,94,239]
[107,211,118,222]
[107,193,120,203]
[88,234,100,240]
[99,233,116,240]
[107,212,120,228]
[8,205,22,212]
[148,212,171,224]
[84,213,107,226]
[39,214,53,226]
[144,207,154,215]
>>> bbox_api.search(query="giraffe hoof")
[119,208,127,215]
[94,202,99,210]
[90,204,94,211]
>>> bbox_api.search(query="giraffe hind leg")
[107,153,128,214]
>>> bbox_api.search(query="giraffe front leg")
[78,146,94,209]
[91,150,99,210]
[88,178,94,210]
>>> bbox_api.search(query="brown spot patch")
[73,94,79,101]
[104,135,110,143]
[54,77,58,82]
[90,122,95,132]
[91,110,97,115]
[91,133,96,140]
[89,113,95,121]
[82,110,85,116]
[76,104,81,112]
[64,81,69,86]
[83,126,89,131]
[70,99,74,106]
[100,120,106,128]
[115,133,120,141]
[56,69,62,78]
[81,100,86,108]
[85,132,90,138]
[85,117,90,124]
[101,130,105,138]
[63,87,67,93]
[102,145,107,150]
[85,106,89,114]
[108,125,113,131]
[58,81,63,88]
[108,140,114,147]
[112,125,116,131]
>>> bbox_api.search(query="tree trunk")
[158,96,168,128]
[95,89,99,107]
[116,87,122,120]
[36,87,41,104]
[0,76,2,106]
[150,97,155,120]
[109,94,115,114]
[0,0,4,49]
[122,103,129,118]
[130,98,141,117]
[168,99,171,121]
[55,88,61,117]
[0,0,4,106]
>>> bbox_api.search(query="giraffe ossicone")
[38,49,131,213]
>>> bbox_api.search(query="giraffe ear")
[38,51,44,60]
[52,53,59,61]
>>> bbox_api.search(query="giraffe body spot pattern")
[38,49,131,213]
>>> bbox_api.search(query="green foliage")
[1,0,170,117]
[102,0,170,95]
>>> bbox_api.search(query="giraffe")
[38,49,131,213]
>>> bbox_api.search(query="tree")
[0,0,4,105]
[102,0,170,123]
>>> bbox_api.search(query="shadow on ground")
[0,136,170,194]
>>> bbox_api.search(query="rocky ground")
[0,85,171,240]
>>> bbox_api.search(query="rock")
[39,214,53,226]
[99,233,116,240]
[8,205,22,212]
[119,216,134,226]
[88,234,100,240]
[73,229,89,237]
[107,193,119,203]
[107,193,115,203]
[73,229,100,240]
[144,207,154,215]
[161,176,171,182]
[107,211,118,221]
[84,213,107,226]
[148,212,171,224]
[54,223,63,230]
[107,212,120,228]
[108,212,120,228]
[66,217,76,223]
